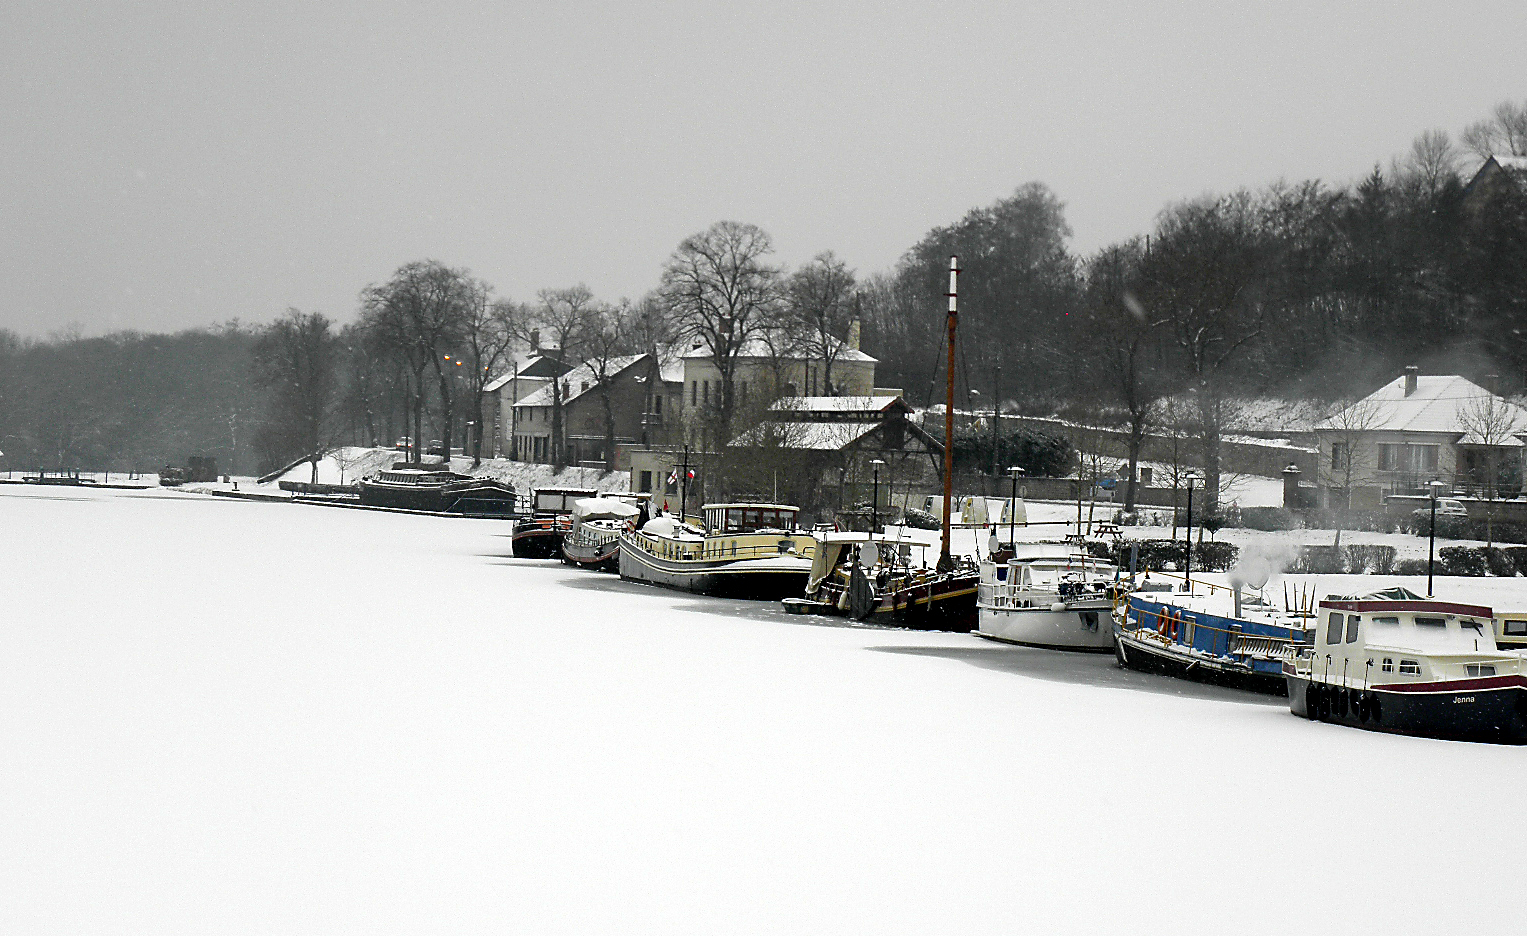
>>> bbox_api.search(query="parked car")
[1412,498,1469,523]
[426,439,445,456]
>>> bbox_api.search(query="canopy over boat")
[572,497,640,522]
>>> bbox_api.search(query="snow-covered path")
[0,485,1520,934]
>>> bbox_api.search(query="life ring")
[1155,609,1169,635]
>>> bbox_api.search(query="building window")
[654,394,662,415]
[1503,619,1527,636]
[691,381,697,406]
[1331,442,1347,471]
[1378,443,1441,473]
[640,471,652,492]
[1139,466,1153,486]
[703,381,710,405]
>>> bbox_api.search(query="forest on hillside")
[2,100,1524,491]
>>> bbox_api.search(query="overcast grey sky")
[3,1,1523,337]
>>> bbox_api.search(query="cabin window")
[1465,664,1497,677]
[1372,616,1400,627]
[1382,658,1394,672]
[1345,614,1360,643]
[1504,620,1527,636]
[1399,660,1422,675]
[1414,616,1446,629]
[1325,612,1344,645]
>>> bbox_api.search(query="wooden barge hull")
[618,545,810,600]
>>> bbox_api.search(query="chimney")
[1486,373,1500,395]
[1403,366,1418,396]
[847,318,861,351]
[530,329,541,354]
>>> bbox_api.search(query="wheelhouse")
[703,503,799,535]
[533,488,599,514]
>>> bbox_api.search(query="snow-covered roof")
[1316,374,1527,439]
[731,421,881,450]
[1492,155,1527,172]
[514,355,647,408]
[484,355,571,393]
[680,335,876,363]
[768,395,907,415]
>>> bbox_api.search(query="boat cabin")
[533,488,599,514]
[1312,591,1499,683]
[1494,611,1527,650]
[703,503,799,535]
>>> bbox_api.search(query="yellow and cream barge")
[618,503,816,599]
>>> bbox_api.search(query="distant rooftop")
[1316,373,1527,440]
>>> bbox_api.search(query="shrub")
[1484,547,1517,577]
[1506,547,1527,577]
[1438,546,1487,576]
[1293,545,1345,574]
[1344,544,1397,574]
[1395,558,1429,575]
[1192,540,1239,572]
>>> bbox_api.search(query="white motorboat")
[976,541,1119,651]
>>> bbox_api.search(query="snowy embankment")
[1,483,1522,934]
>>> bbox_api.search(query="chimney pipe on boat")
[1234,584,1242,619]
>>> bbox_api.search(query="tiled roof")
[1316,374,1527,439]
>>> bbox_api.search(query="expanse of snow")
[2,484,1524,934]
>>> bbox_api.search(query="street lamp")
[1183,472,1199,590]
[870,459,886,534]
[1427,478,1445,596]
[1008,466,1025,557]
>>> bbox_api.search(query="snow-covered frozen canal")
[1,484,1521,934]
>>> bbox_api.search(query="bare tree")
[786,251,858,396]
[1395,129,1462,200]
[1456,386,1525,549]
[456,282,519,465]
[252,309,339,482]
[527,285,597,467]
[1317,395,1381,548]
[660,221,783,444]
[582,299,645,470]
[359,260,472,463]
[1462,99,1527,158]
[1139,193,1269,514]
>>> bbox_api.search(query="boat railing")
[625,531,814,563]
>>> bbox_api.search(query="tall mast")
[939,255,959,572]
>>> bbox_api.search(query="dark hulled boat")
[357,468,518,516]
[1285,589,1527,744]
[512,488,598,559]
